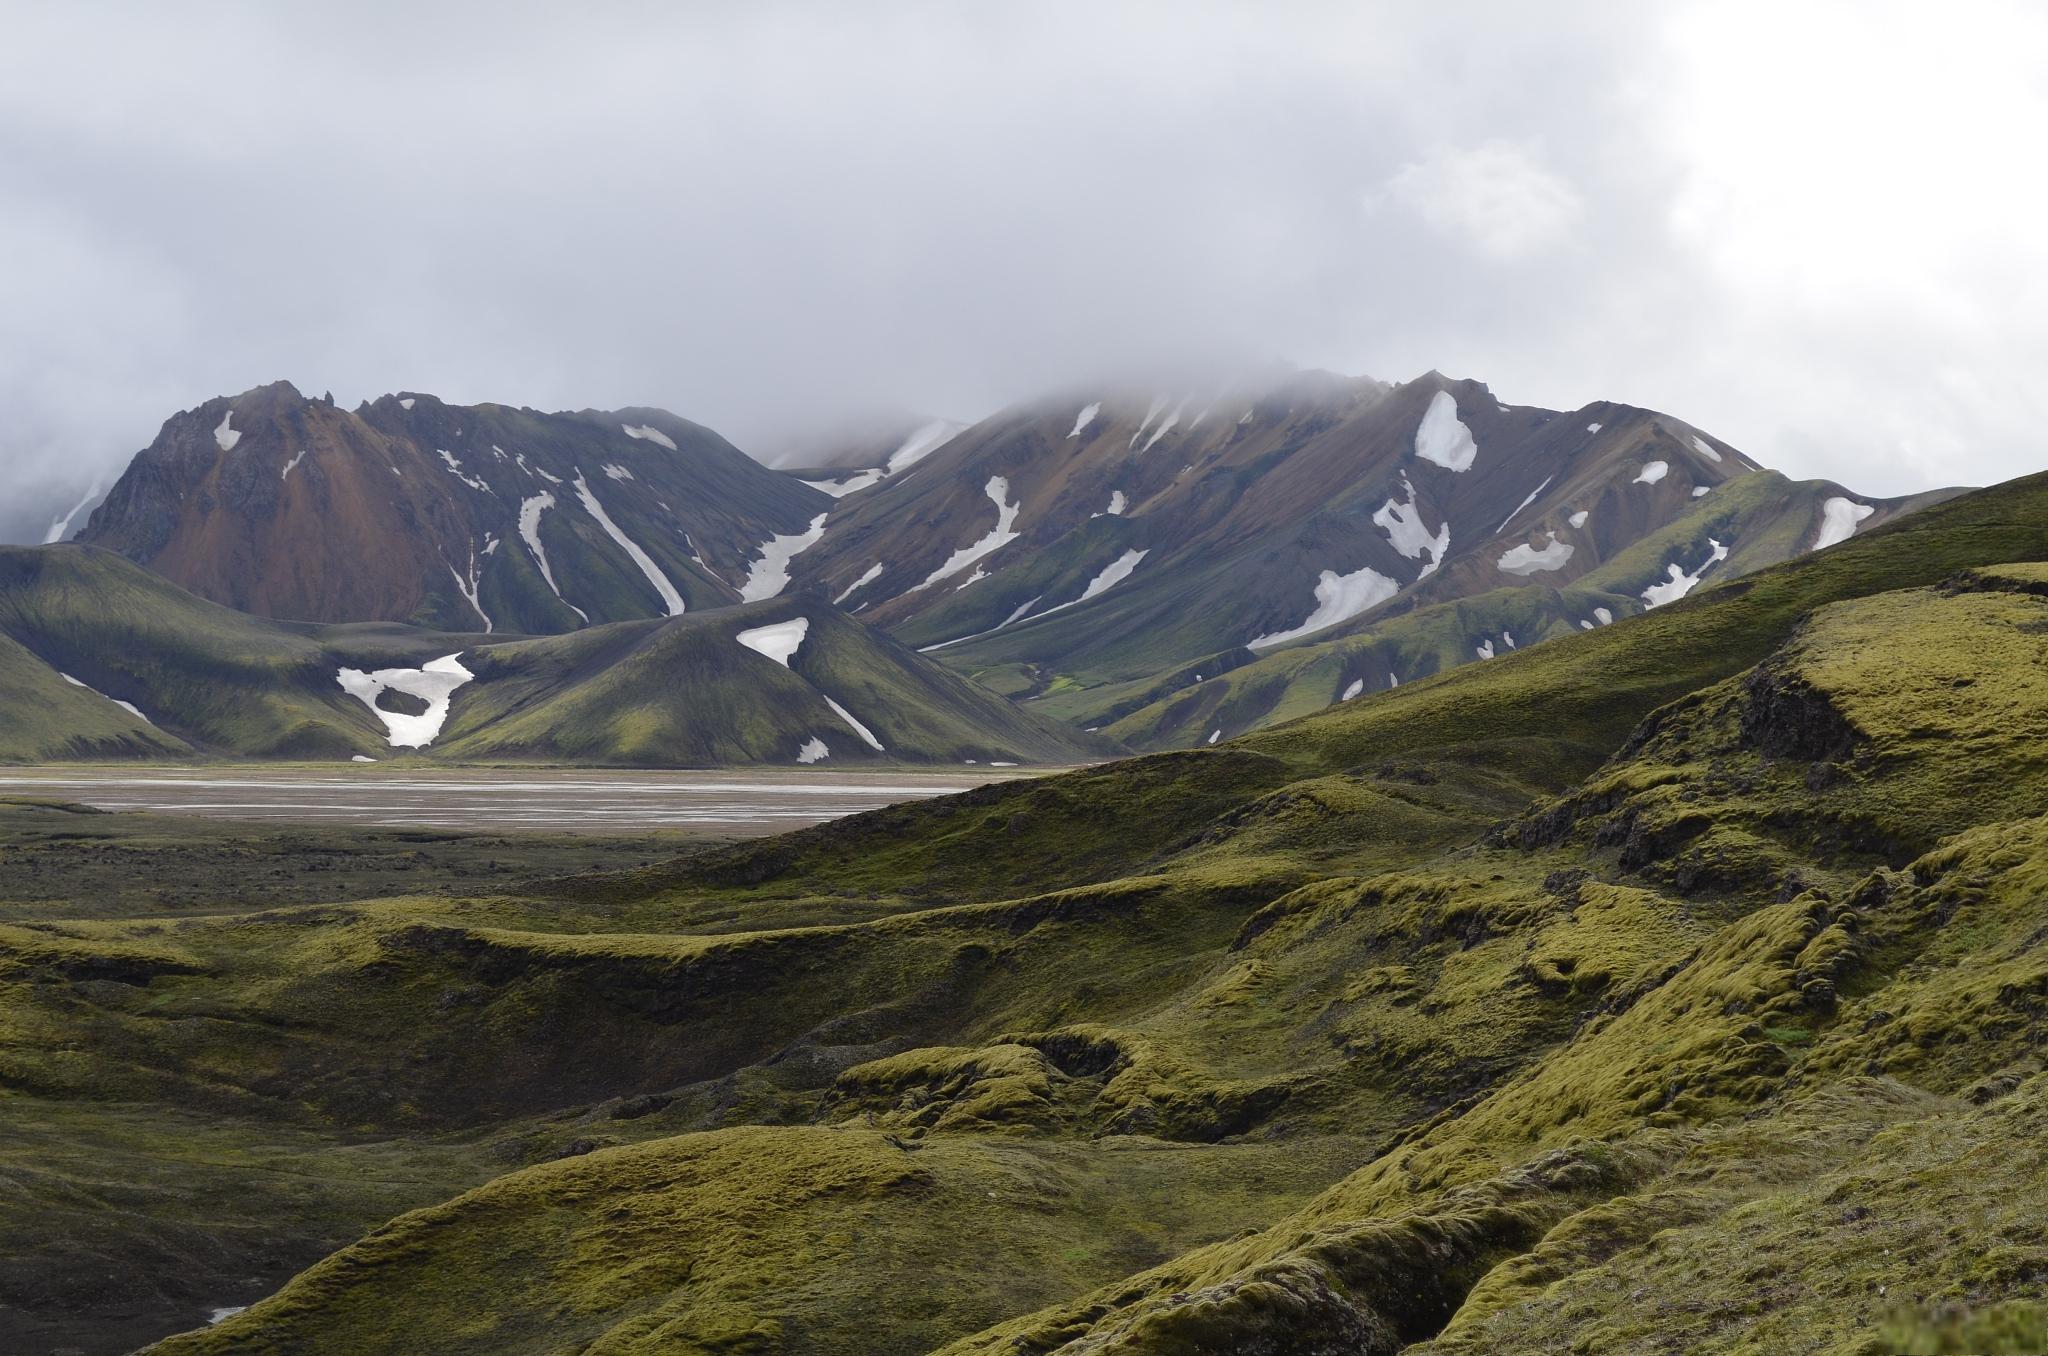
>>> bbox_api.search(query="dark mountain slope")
[1102,469,1960,746]
[785,370,1925,725]
[78,382,829,633]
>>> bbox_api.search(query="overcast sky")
[4,0,2045,515]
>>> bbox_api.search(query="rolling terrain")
[6,466,2048,1352]
[0,545,1108,767]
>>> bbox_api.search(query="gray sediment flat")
[0,765,1037,836]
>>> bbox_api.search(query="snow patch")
[1069,402,1101,438]
[1586,422,1602,432]
[1072,547,1147,604]
[1497,535,1575,575]
[1634,460,1669,486]
[1413,391,1478,472]
[1568,509,1590,529]
[956,567,989,590]
[622,423,677,451]
[573,472,686,615]
[1476,638,1495,660]
[1039,549,1148,617]
[916,594,1043,653]
[735,616,810,667]
[1812,496,1875,551]
[438,450,489,491]
[1141,399,1188,452]
[603,463,635,481]
[885,420,963,474]
[739,512,830,602]
[517,493,587,622]
[43,478,102,543]
[823,696,884,752]
[1130,396,1171,448]
[1692,485,1712,498]
[335,653,474,748]
[447,546,493,632]
[1208,729,1222,745]
[1495,475,1554,533]
[399,398,415,411]
[1594,607,1613,625]
[1092,489,1127,518]
[796,737,829,764]
[1342,678,1365,700]
[1250,565,1400,649]
[914,477,1021,590]
[803,470,882,497]
[213,410,241,452]
[1373,475,1449,577]
[351,755,377,763]
[280,449,307,481]
[1690,435,1723,463]
[1642,539,1729,608]
[834,563,883,605]
[59,672,152,725]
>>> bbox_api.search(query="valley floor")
[0,764,1037,836]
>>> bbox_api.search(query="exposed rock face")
[1739,661,1862,764]
[80,382,828,632]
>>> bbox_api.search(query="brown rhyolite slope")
[80,382,829,633]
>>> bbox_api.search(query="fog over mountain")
[3,0,2045,526]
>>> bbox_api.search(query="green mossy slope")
[8,474,2048,1353]
[0,547,1109,767]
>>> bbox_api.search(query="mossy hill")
[8,472,2048,1352]
[0,545,1112,767]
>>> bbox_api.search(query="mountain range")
[11,463,2048,1352]
[8,369,1957,765]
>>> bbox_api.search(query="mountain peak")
[219,379,309,412]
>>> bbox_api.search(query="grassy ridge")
[0,547,1109,767]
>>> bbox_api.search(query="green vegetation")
[8,472,2048,1353]
[0,546,1109,767]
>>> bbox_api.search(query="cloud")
[1382,142,1585,261]
[0,0,2041,526]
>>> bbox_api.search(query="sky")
[4,0,2046,529]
